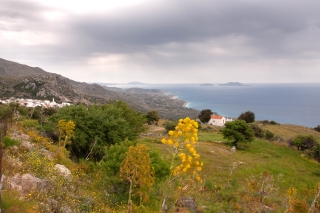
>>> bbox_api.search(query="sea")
[110,83,320,128]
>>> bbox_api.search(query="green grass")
[198,131,229,143]
[143,127,320,212]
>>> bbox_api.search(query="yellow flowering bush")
[161,117,203,182]
[160,117,203,211]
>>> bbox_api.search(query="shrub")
[265,130,275,141]
[314,125,320,132]
[249,124,264,138]
[269,120,278,125]
[2,136,20,148]
[164,120,178,132]
[311,144,320,162]
[289,135,318,151]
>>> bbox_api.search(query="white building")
[208,115,226,126]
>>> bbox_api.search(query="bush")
[269,120,278,125]
[312,144,320,162]
[314,125,320,132]
[2,136,20,148]
[265,130,275,141]
[249,124,264,138]
[289,135,318,151]
[164,120,178,132]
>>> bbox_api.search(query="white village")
[0,97,71,108]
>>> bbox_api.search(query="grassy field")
[143,122,320,212]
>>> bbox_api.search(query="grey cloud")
[1,0,320,83]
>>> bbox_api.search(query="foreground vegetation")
[1,103,320,212]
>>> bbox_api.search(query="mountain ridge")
[0,58,199,120]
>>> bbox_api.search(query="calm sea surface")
[111,83,320,128]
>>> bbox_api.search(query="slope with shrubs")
[1,103,320,212]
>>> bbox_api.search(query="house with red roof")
[208,115,226,126]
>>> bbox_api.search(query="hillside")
[0,58,199,120]
[2,110,320,212]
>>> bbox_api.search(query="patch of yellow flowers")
[161,117,203,182]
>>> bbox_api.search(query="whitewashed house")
[208,115,226,126]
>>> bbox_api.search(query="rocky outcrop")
[54,164,72,181]
[6,173,50,194]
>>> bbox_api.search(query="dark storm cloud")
[59,0,319,60]
[1,0,320,83]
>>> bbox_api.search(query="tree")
[222,120,254,145]
[198,109,213,123]
[49,102,146,161]
[238,111,255,123]
[145,110,160,125]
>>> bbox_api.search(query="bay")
[111,83,320,128]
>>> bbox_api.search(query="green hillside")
[1,104,320,213]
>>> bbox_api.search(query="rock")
[21,140,33,150]
[40,148,54,160]
[175,197,199,213]
[6,173,22,191]
[7,173,49,194]
[60,206,72,213]
[230,146,236,152]
[20,134,31,141]
[54,164,72,181]
[20,174,49,194]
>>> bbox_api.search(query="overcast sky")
[1,0,320,84]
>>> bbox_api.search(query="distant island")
[199,83,215,86]
[127,81,147,85]
[218,82,250,86]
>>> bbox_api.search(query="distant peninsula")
[218,82,250,86]
[199,83,215,86]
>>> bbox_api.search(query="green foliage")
[2,136,20,148]
[164,120,178,132]
[270,120,278,125]
[20,119,39,128]
[149,149,170,182]
[0,104,13,118]
[265,130,275,141]
[120,144,155,206]
[198,109,213,123]
[289,135,318,151]
[2,190,35,212]
[49,102,146,161]
[314,125,320,132]
[312,144,320,162]
[101,140,137,176]
[238,110,255,123]
[249,123,264,138]
[145,110,160,125]
[222,120,254,145]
